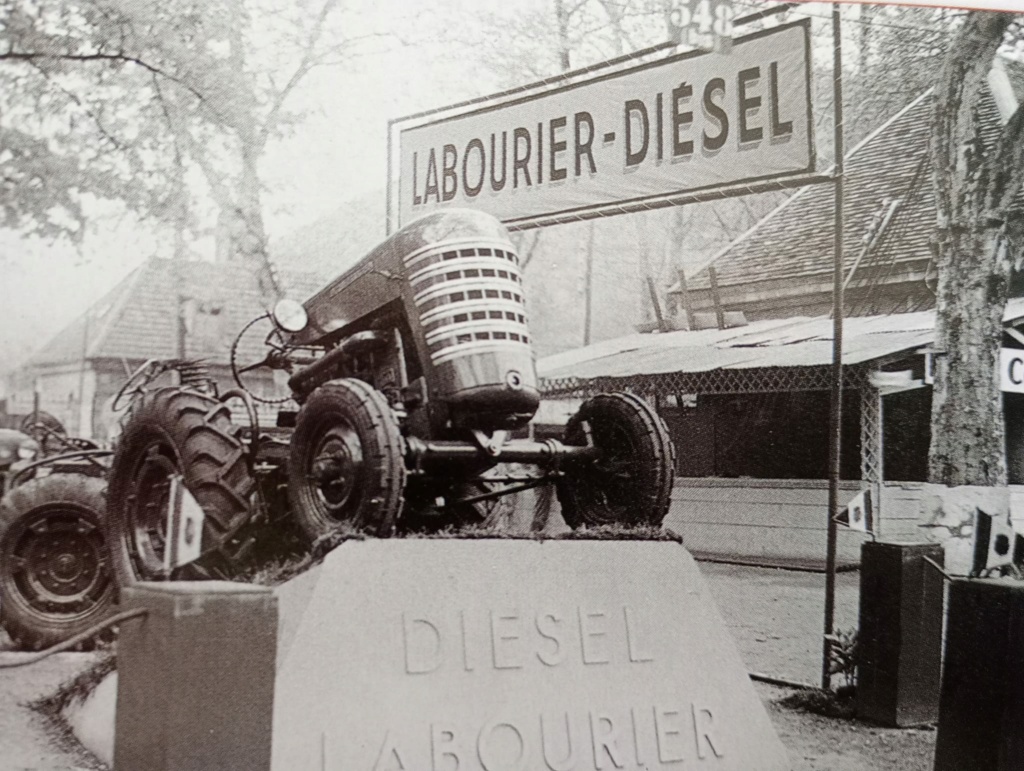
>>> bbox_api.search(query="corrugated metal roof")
[538,299,1024,382]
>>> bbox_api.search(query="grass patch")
[28,652,114,771]
[778,685,857,719]
[29,651,115,717]
[244,523,683,586]
[400,522,682,541]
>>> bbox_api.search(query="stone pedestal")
[934,578,1024,771]
[114,582,277,771]
[856,541,944,726]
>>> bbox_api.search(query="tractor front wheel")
[288,379,406,541]
[557,392,675,529]
[106,387,256,588]
[0,474,114,650]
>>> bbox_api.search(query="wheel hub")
[311,424,363,517]
[12,508,107,612]
[125,443,179,576]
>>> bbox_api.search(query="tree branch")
[991,104,1024,214]
[22,60,124,153]
[931,11,1013,232]
[259,0,338,148]
[151,74,234,214]
[0,49,208,104]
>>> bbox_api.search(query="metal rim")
[123,435,179,578]
[4,503,110,619]
[575,416,642,512]
[307,414,366,523]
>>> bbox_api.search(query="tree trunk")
[929,224,1012,486]
[554,0,571,71]
[236,143,280,301]
[928,11,1021,487]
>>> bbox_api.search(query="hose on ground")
[0,609,148,669]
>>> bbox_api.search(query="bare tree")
[929,13,1024,486]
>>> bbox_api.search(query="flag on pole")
[971,507,1024,576]
[164,475,205,572]
[835,489,873,533]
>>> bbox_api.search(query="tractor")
[104,209,676,586]
[0,414,114,649]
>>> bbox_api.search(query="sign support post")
[823,1,845,692]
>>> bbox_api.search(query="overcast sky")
[0,0,514,377]
[2,0,1018,382]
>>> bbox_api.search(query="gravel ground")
[0,647,101,771]
[0,561,937,770]
[700,562,937,771]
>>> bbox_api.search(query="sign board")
[164,475,204,571]
[806,0,1024,11]
[669,0,737,50]
[272,539,789,770]
[1000,348,1024,393]
[397,20,813,228]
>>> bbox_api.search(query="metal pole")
[583,222,596,346]
[823,2,845,691]
[708,266,726,330]
[76,310,90,436]
[385,119,394,236]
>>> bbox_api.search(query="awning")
[538,298,1024,382]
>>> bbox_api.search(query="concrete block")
[934,578,1024,771]
[272,539,788,770]
[857,542,944,727]
[114,581,277,771]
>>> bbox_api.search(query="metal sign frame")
[386,17,822,233]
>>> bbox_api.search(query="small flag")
[835,489,873,532]
[971,507,1024,576]
[165,475,205,571]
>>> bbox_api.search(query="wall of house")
[664,478,926,567]
[661,391,863,480]
[89,360,292,447]
[5,363,96,438]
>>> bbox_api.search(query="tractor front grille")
[405,242,532,367]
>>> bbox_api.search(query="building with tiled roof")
[5,258,323,443]
[670,57,1023,323]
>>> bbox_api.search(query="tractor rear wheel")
[556,392,675,529]
[0,474,114,650]
[105,387,256,588]
[288,379,406,540]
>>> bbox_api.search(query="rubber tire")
[0,474,114,651]
[556,392,676,528]
[106,387,256,588]
[288,379,405,540]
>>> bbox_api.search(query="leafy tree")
[0,0,398,299]
[929,13,1024,486]
[0,0,187,241]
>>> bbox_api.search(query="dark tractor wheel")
[106,387,256,588]
[557,392,676,529]
[288,379,406,541]
[0,474,114,651]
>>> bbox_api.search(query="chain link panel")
[541,364,869,398]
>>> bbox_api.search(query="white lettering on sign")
[366,703,725,770]
[402,606,654,675]
[1000,348,1024,393]
[397,20,812,228]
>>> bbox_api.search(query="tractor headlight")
[17,443,37,460]
[272,298,309,334]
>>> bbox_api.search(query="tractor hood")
[290,209,514,347]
